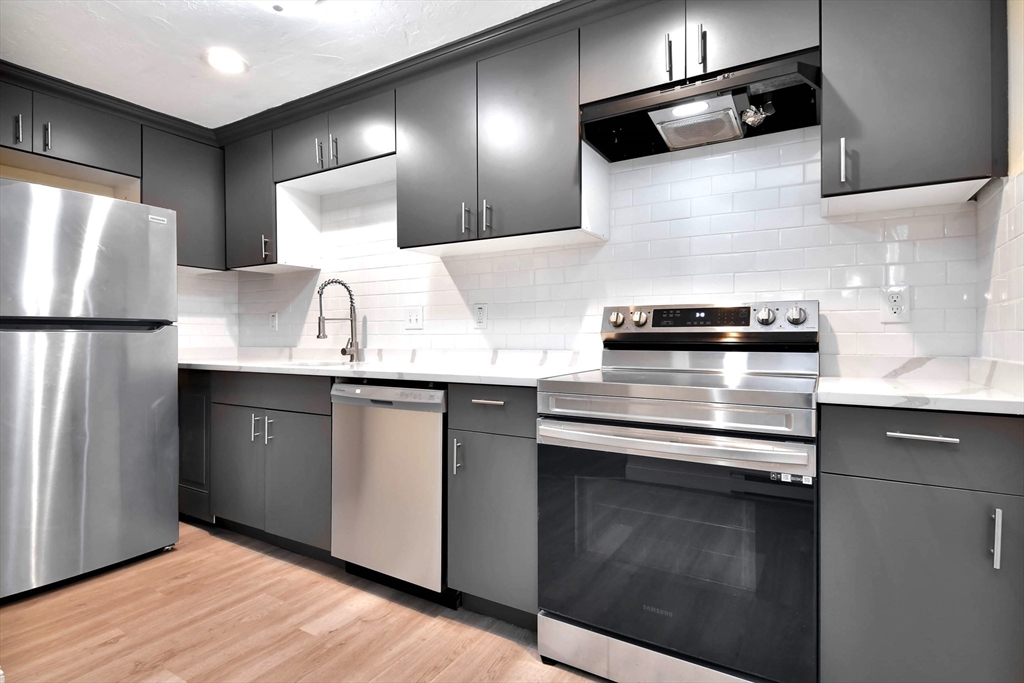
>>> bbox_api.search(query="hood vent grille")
[656,108,743,149]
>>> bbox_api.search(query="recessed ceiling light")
[204,47,249,75]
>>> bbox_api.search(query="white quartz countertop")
[177,359,588,387]
[817,377,1023,416]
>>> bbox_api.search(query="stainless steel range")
[536,300,819,683]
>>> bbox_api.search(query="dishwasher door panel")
[331,403,443,592]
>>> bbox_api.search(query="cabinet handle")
[15,113,22,143]
[697,24,706,67]
[315,137,322,167]
[461,202,468,234]
[471,399,505,406]
[329,135,335,164]
[251,413,260,442]
[664,33,672,78]
[481,199,490,232]
[992,508,1003,569]
[44,122,51,151]
[264,417,274,445]
[885,431,960,444]
[840,137,846,183]
[453,438,462,475]
[261,233,270,260]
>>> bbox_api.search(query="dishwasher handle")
[331,383,446,413]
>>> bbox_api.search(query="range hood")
[582,51,820,162]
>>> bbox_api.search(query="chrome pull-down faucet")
[317,278,360,361]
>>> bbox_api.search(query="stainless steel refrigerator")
[0,179,179,599]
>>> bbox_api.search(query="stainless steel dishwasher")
[330,382,446,592]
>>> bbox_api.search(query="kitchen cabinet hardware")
[664,33,672,77]
[696,24,705,67]
[992,508,1003,569]
[481,199,489,232]
[264,417,274,444]
[15,114,22,143]
[251,413,260,442]
[840,137,846,183]
[453,438,462,475]
[885,431,959,444]
[460,202,468,234]
[43,122,51,151]
[471,399,505,406]
[261,234,269,260]
[314,137,321,167]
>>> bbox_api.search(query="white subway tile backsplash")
[755,165,803,189]
[734,147,781,171]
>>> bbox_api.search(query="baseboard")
[461,593,537,631]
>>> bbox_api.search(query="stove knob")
[786,306,808,325]
[608,311,625,327]
[755,307,776,326]
[631,310,649,327]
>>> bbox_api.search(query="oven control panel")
[602,300,819,335]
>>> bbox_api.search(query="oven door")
[538,418,816,683]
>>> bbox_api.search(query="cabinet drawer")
[820,405,1024,495]
[210,372,332,415]
[448,384,537,439]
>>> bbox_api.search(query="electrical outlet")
[473,304,488,330]
[880,286,911,323]
[404,306,423,330]
[269,312,279,331]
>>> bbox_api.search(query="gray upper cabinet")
[225,131,276,269]
[31,92,141,177]
[272,112,329,182]
[821,0,1003,196]
[0,81,31,152]
[328,90,395,169]
[448,429,538,614]
[579,1,686,104]
[477,30,581,240]
[210,403,265,530]
[263,409,332,550]
[821,474,1023,683]
[684,0,818,78]
[396,62,478,249]
[142,127,225,270]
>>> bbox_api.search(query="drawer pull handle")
[886,431,960,444]
[471,399,505,406]
[992,508,1003,570]
[453,438,462,476]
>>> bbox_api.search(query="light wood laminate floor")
[0,522,594,683]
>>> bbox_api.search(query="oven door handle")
[537,419,815,477]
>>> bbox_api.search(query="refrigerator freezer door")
[0,325,179,598]
[0,179,177,322]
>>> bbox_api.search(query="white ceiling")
[0,0,559,128]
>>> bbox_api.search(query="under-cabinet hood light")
[204,47,249,75]
[670,100,710,118]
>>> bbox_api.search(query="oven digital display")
[652,306,751,327]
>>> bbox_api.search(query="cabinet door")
[448,430,538,614]
[396,62,478,248]
[0,81,31,151]
[142,127,225,270]
[263,409,332,550]
[478,30,581,240]
[821,1,997,196]
[580,1,686,104]
[328,90,395,168]
[685,0,818,78]
[821,474,1023,683]
[225,131,276,268]
[31,92,141,176]
[178,390,210,492]
[272,112,329,182]
[210,403,265,530]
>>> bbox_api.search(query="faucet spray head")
[317,316,328,339]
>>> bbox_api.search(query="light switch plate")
[880,286,911,323]
[473,304,488,329]
[404,306,423,330]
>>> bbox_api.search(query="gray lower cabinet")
[31,91,141,177]
[264,409,332,550]
[272,112,329,182]
[821,0,1006,196]
[211,402,265,530]
[684,0,818,78]
[225,131,276,268]
[477,30,581,240]
[328,90,395,169]
[821,474,1023,683]
[579,1,686,104]
[0,81,31,151]
[142,127,225,270]
[448,429,538,614]
[396,62,478,249]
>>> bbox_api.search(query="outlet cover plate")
[269,312,279,331]
[404,306,423,330]
[473,304,488,329]
[880,286,911,323]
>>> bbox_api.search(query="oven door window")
[539,444,816,683]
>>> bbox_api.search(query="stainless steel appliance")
[537,300,819,683]
[0,180,179,599]
[330,382,446,592]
